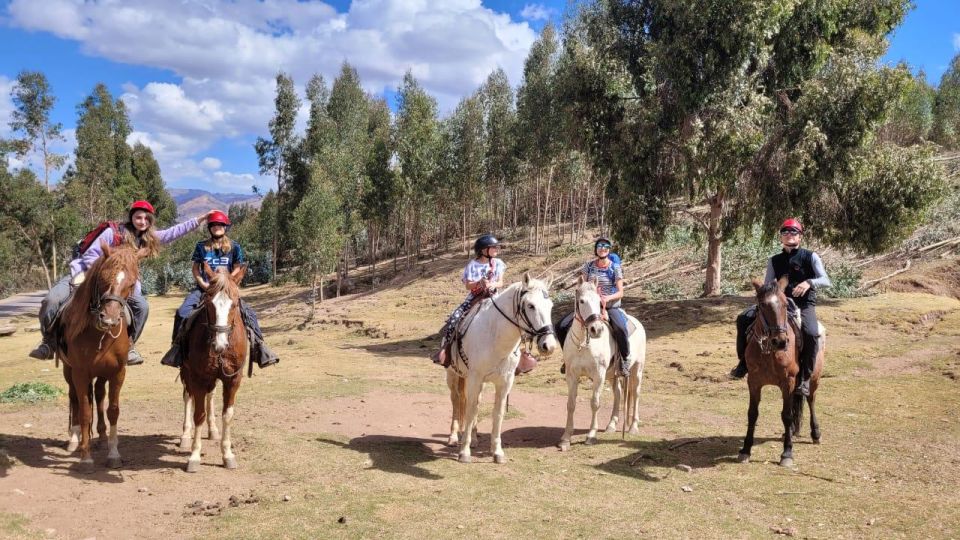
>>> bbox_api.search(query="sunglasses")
[780,229,801,236]
[596,243,611,249]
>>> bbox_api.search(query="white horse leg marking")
[221,405,236,469]
[180,389,194,451]
[206,391,219,441]
[560,372,578,451]
[106,424,121,468]
[458,377,484,463]
[187,422,203,472]
[68,424,81,453]
[586,374,604,444]
[629,361,645,434]
[490,379,511,463]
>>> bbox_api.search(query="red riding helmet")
[207,210,231,227]
[780,218,803,233]
[129,200,156,215]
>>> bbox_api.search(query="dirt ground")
[2,252,960,539]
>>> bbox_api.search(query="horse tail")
[792,393,805,435]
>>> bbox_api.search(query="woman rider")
[431,234,505,367]
[160,210,279,369]
[29,201,216,365]
[729,218,831,396]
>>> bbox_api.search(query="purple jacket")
[69,218,200,296]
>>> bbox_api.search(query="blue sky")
[0,0,956,194]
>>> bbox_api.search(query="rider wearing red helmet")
[30,201,217,364]
[161,209,279,369]
[729,218,832,396]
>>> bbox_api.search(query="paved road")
[0,290,45,319]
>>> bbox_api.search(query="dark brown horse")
[738,277,824,467]
[180,263,248,472]
[60,243,147,470]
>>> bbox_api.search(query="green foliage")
[646,280,685,301]
[292,175,343,292]
[932,53,960,149]
[0,382,61,404]
[7,70,67,187]
[880,67,936,146]
[722,227,781,288]
[821,262,864,298]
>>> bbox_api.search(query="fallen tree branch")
[858,259,911,291]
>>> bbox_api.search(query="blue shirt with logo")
[192,241,245,286]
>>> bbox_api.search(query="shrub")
[0,382,61,403]
[822,262,864,298]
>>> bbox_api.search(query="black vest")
[770,247,817,304]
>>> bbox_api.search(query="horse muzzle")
[587,321,604,339]
[536,326,558,354]
[772,337,788,351]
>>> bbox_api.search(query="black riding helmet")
[594,236,613,257]
[474,234,500,257]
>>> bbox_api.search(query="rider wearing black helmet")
[431,233,506,366]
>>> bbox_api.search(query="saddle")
[444,296,488,375]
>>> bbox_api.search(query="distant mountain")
[169,188,262,222]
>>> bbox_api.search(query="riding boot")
[794,332,817,396]
[731,307,754,378]
[28,336,56,360]
[729,358,748,379]
[252,338,280,368]
[160,339,182,368]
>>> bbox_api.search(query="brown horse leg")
[738,383,761,462]
[105,370,125,469]
[220,377,241,470]
[779,388,795,467]
[64,366,81,453]
[186,385,207,473]
[94,379,107,448]
[71,370,94,470]
[808,390,821,443]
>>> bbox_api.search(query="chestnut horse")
[59,244,146,470]
[738,278,824,467]
[180,263,248,473]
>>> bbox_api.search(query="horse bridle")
[201,296,243,378]
[571,286,603,349]
[754,300,789,355]
[88,279,130,329]
[491,286,555,343]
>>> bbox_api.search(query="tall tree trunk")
[272,168,281,278]
[703,192,725,297]
[51,237,58,281]
[309,271,318,320]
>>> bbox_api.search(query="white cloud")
[0,76,15,139]
[954,33,960,51]
[201,157,222,170]
[520,4,554,21]
[211,171,259,192]
[5,0,540,190]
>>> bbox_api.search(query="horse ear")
[752,278,764,293]
[577,275,584,286]
[545,271,555,289]
[777,276,788,293]
[100,240,111,258]
[592,276,600,288]
[232,264,248,285]
[523,271,532,289]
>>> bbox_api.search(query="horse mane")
[205,268,239,300]
[62,246,140,343]
[756,281,781,302]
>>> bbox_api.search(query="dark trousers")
[556,306,631,359]
[441,293,479,344]
[736,300,819,378]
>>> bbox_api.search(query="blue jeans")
[607,306,630,359]
[40,275,148,343]
[173,288,262,342]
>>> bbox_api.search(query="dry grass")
[1,252,959,539]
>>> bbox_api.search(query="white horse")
[445,273,559,463]
[558,276,646,451]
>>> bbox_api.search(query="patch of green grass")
[0,512,31,539]
[0,382,61,404]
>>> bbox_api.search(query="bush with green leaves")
[821,262,864,299]
[0,382,61,403]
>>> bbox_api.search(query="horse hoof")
[67,441,79,453]
[178,438,193,452]
[779,457,794,468]
[446,437,458,447]
[604,425,617,434]
[458,454,472,464]
[186,459,201,473]
[585,436,598,446]
[223,457,238,470]
[628,426,640,436]
[107,457,122,469]
[737,453,750,463]
[78,458,95,473]
[558,442,570,452]
[812,437,821,445]
[494,454,506,464]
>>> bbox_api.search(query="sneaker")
[794,377,810,397]
[729,361,748,379]
[127,347,144,366]
[28,341,55,360]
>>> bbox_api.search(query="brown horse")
[60,243,147,470]
[180,263,248,473]
[738,277,824,467]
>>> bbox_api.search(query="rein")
[490,287,555,343]
[571,288,603,350]
[753,301,790,355]
[202,296,244,378]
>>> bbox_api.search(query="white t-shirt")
[462,258,506,285]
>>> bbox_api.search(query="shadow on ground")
[316,435,445,480]
[0,432,186,482]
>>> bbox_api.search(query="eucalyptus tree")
[932,54,960,150]
[7,71,67,190]
[255,72,301,276]
[575,0,944,295]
